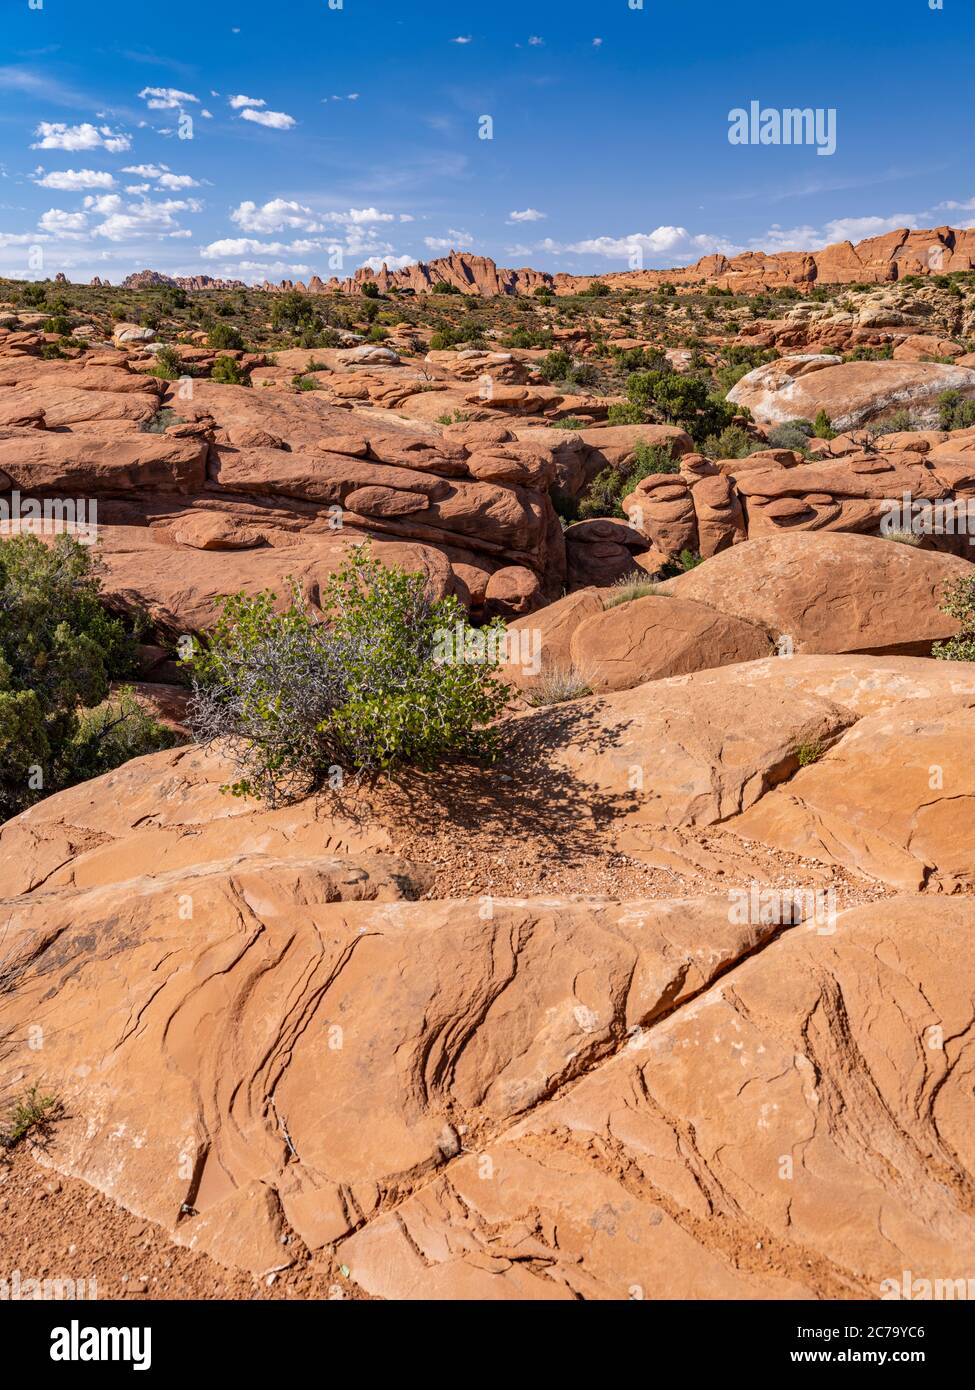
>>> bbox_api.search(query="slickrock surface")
[2,654,973,1297]
[729,357,975,430]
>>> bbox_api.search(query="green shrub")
[607,401,646,426]
[0,535,173,820]
[871,409,916,436]
[939,390,975,432]
[934,574,975,661]
[604,576,664,608]
[207,322,244,351]
[1,1085,62,1149]
[579,441,678,520]
[43,314,71,336]
[151,345,185,380]
[212,354,248,385]
[431,280,461,295]
[187,545,513,804]
[813,409,837,440]
[361,282,381,299]
[537,349,574,383]
[701,424,753,459]
[626,370,737,444]
[766,419,814,452]
[58,687,181,787]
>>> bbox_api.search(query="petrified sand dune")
[3,649,975,1295]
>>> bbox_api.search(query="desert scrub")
[212,354,248,385]
[525,664,594,707]
[882,528,922,546]
[187,545,513,805]
[934,574,975,661]
[579,441,679,520]
[1,1085,62,1148]
[0,534,167,820]
[795,740,825,767]
[604,576,665,608]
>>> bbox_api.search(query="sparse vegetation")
[525,664,595,706]
[0,1085,62,1149]
[604,576,665,608]
[187,545,513,805]
[934,574,975,662]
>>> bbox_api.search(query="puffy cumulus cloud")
[32,167,116,191]
[138,87,199,110]
[450,36,473,45]
[228,94,265,109]
[121,163,168,178]
[92,198,201,242]
[120,163,200,192]
[230,201,398,234]
[38,208,89,236]
[201,237,292,258]
[156,173,201,190]
[528,227,736,265]
[240,107,296,130]
[31,122,131,153]
[361,254,418,272]
[325,207,395,225]
[231,199,322,233]
[507,208,546,223]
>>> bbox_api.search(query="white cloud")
[201,110,213,119]
[325,207,395,225]
[424,233,472,251]
[361,254,417,272]
[33,167,116,191]
[528,36,545,45]
[229,94,265,109]
[138,86,199,109]
[38,208,88,236]
[240,107,296,130]
[202,237,290,258]
[399,213,415,222]
[508,208,546,223]
[450,36,473,44]
[31,122,131,153]
[593,37,603,47]
[231,199,321,232]
[122,163,168,178]
[125,183,151,194]
[156,173,201,190]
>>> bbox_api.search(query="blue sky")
[1,0,973,284]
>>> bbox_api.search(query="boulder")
[729,358,975,431]
[661,532,972,656]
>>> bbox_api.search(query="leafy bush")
[431,280,461,295]
[766,419,814,452]
[537,349,573,383]
[934,575,975,661]
[701,424,754,459]
[626,369,737,444]
[0,535,174,820]
[939,390,975,432]
[207,322,245,351]
[579,441,678,520]
[580,281,611,298]
[271,291,319,330]
[151,345,185,380]
[812,409,837,440]
[43,314,71,336]
[871,408,917,436]
[361,282,381,299]
[211,354,248,385]
[187,546,513,804]
[606,401,646,426]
